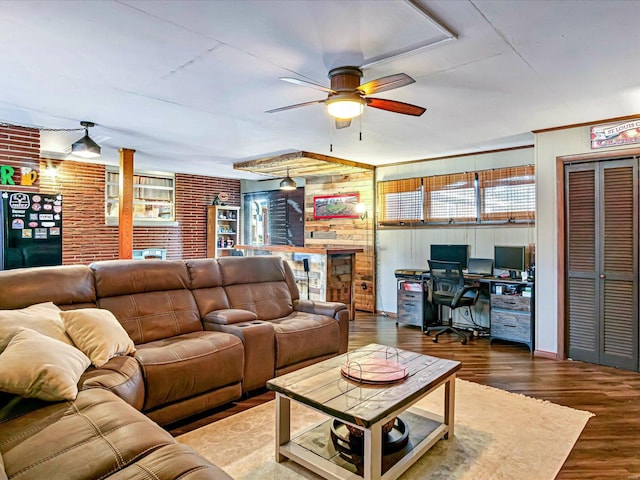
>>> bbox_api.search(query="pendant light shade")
[325,96,365,119]
[279,167,297,191]
[71,121,101,158]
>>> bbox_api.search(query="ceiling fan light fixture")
[325,97,365,119]
[279,167,297,191]
[71,121,101,158]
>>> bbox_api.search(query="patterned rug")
[178,379,594,479]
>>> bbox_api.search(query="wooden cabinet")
[207,206,240,258]
[489,282,534,351]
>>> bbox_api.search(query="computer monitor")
[467,258,494,276]
[494,245,526,276]
[429,244,469,269]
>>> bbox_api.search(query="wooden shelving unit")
[207,205,240,258]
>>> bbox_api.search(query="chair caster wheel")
[432,337,438,343]
[461,338,467,345]
[425,330,431,336]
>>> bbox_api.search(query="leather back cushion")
[92,260,201,344]
[186,259,230,316]
[219,257,293,320]
[0,265,95,310]
[97,290,202,345]
[91,260,190,297]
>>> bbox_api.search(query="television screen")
[494,245,526,272]
[430,244,469,269]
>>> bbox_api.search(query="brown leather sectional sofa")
[0,256,349,479]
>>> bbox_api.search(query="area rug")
[177,379,594,479]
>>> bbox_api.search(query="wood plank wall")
[304,170,375,312]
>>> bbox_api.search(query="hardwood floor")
[169,313,640,479]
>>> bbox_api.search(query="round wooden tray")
[341,358,409,384]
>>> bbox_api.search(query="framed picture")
[313,193,360,219]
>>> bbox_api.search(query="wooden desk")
[235,245,363,320]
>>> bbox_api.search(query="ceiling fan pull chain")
[329,117,334,152]
[359,115,362,141]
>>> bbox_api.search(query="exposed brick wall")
[0,125,40,192]
[175,173,240,259]
[39,159,117,264]
[37,160,240,264]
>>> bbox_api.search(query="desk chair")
[426,260,480,345]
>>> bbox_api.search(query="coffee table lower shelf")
[278,407,447,480]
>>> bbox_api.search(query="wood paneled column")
[118,148,135,259]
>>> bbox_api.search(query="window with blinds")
[377,165,535,226]
[479,166,535,222]
[105,168,175,224]
[424,172,476,223]
[243,188,304,246]
[377,178,423,224]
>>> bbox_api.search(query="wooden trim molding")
[382,144,534,168]
[534,349,559,360]
[555,146,640,359]
[533,113,640,134]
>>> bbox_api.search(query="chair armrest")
[294,299,347,318]
[203,309,258,325]
[453,285,480,305]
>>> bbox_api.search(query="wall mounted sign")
[313,193,360,219]
[0,165,39,186]
[591,119,640,149]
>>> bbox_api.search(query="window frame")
[376,178,424,226]
[105,168,178,227]
[377,165,535,227]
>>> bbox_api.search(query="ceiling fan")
[266,66,426,129]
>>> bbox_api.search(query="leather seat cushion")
[271,313,340,369]
[0,389,175,480]
[135,331,243,411]
[105,443,232,480]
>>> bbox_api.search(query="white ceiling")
[2,0,640,180]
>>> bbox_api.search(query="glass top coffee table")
[266,343,462,480]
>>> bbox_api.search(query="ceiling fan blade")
[265,99,326,114]
[335,119,351,129]
[280,77,336,94]
[358,73,415,95]
[366,98,426,116]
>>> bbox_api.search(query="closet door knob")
[599,274,606,279]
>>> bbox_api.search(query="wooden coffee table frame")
[267,344,461,480]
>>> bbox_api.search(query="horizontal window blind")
[479,165,535,221]
[377,178,423,223]
[424,172,476,222]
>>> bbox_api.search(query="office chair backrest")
[428,260,465,299]
[467,258,494,276]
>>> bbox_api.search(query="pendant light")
[71,121,101,158]
[279,167,296,190]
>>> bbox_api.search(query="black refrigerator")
[0,191,63,270]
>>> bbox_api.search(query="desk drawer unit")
[491,294,530,312]
[490,294,533,351]
[397,290,425,328]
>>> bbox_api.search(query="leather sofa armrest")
[203,309,258,325]
[294,299,347,318]
[79,356,145,410]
